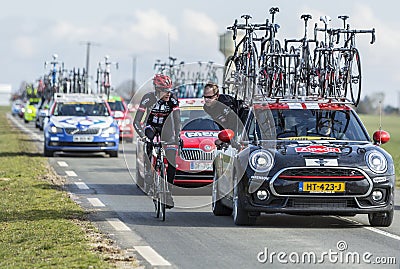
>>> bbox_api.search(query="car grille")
[64,128,100,135]
[279,168,364,178]
[49,141,115,147]
[287,198,357,208]
[271,167,370,196]
[180,149,214,160]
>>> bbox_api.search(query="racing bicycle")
[146,133,173,221]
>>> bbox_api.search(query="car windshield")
[108,100,125,112]
[180,108,220,131]
[248,108,369,141]
[53,102,110,116]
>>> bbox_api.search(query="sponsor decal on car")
[184,131,219,138]
[295,145,341,153]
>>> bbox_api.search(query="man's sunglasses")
[203,93,217,99]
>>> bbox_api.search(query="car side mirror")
[372,130,390,145]
[218,129,235,143]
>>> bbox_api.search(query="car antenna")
[378,100,382,145]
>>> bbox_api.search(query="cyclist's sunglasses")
[203,93,218,99]
[156,87,172,93]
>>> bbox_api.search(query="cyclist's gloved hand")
[140,136,150,143]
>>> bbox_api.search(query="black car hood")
[236,140,395,178]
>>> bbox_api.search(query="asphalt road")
[10,114,400,269]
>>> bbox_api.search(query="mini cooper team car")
[44,93,119,157]
[213,99,395,227]
[136,98,220,189]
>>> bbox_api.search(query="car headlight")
[249,150,274,173]
[49,126,63,134]
[103,126,117,135]
[366,150,387,174]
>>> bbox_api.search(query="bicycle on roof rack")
[224,14,268,102]
[313,15,342,100]
[284,14,319,98]
[96,55,118,99]
[44,54,64,99]
[333,15,375,106]
[258,7,299,99]
[222,9,376,107]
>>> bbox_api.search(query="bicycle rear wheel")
[223,56,241,96]
[349,49,362,106]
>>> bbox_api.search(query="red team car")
[136,98,220,189]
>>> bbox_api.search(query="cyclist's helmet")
[153,74,172,90]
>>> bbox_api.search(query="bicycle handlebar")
[284,38,317,51]
[336,28,375,44]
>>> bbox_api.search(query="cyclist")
[133,74,181,208]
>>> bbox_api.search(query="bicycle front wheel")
[349,49,362,106]
[153,170,161,218]
[160,161,167,221]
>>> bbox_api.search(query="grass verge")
[0,106,136,268]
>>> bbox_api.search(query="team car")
[11,99,24,117]
[43,93,119,157]
[212,98,395,227]
[35,98,53,130]
[175,98,221,186]
[136,98,220,189]
[107,95,135,143]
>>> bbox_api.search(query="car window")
[108,100,125,112]
[246,108,369,141]
[272,109,369,140]
[180,108,220,131]
[54,102,110,116]
[182,118,220,131]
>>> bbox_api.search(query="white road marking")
[339,217,400,241]
[7,114,43,142]
[364,226,400,241]
[74,182,89,190]
[57,161,68,167]
[134,246,171,266]
[65,170,77,177]
[106,218,131,231]
[87,198,105,207]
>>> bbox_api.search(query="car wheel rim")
[212,171,217,210]
[233,177,238,221]
[212,183,216,209]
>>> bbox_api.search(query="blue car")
[44,93,119,157]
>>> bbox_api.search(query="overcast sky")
[1,0,399,107]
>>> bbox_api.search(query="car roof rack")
[251,94,354,105]
[54,93,108,102]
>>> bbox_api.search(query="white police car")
[44,93,119,157]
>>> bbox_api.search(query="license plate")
[299,182,345,193]
[73,136,94,142]
[190,162,212,171]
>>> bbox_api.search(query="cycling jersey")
[134,91,181,187]
[133,92,181,142]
